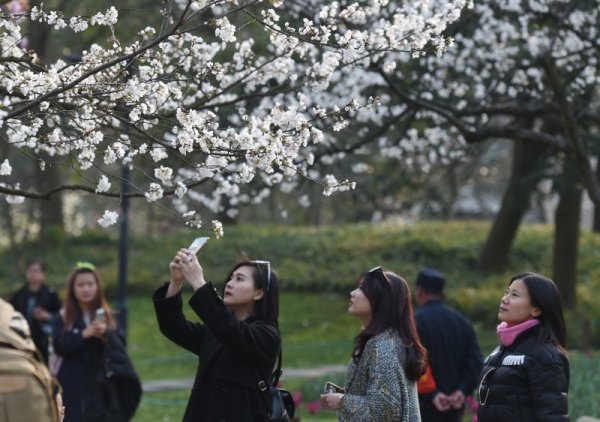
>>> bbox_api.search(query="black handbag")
[255,350,295,422]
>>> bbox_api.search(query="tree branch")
[542,56,600,205]
[378,67,571,151]
[4,1,193,120]
[0,178,209,200]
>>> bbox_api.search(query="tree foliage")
[365,0,600,204]
[0,0,470,233]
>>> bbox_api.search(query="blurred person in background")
[10,259,61,363]
[320,266,426,421]
[414,268,483,422]
[53,262,140,422]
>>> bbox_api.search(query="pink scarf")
[496,319,540,346]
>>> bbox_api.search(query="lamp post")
[116,59,137,340]
[116,160,130,339]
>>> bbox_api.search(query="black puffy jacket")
[477,324,569,422]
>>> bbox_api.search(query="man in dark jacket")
[9,260,61,363]
[415,268,483,422]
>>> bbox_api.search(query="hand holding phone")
[188,237,209,254]
[94,308,106,322]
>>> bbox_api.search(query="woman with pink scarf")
[477,272,569,422]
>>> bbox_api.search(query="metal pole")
[117,162,130,339]
[117,61,134,340]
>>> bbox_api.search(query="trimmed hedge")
[0,221,598,347]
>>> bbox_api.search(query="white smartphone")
[188,237,209,254]
[94,308,106,322]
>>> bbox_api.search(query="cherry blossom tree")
[0,0,471,236]
[312,0,600,306]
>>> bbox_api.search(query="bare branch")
[543,56,600,205]
[378,67,571,151]
[0,178,209,200]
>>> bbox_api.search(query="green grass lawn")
[125,291,598,421]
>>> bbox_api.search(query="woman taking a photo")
[477,272,569,421]
[153,250,281,421]
[320,266,426,421]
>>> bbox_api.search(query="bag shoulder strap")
[255,349,283,390]
[250,348,283,419]
[271,349,283,387]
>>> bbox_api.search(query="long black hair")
[509,272,567,353]
[225,260,279,324]
[352,269,427,381]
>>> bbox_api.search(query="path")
[142,364,347,392]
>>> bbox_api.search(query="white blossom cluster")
[0,0,471,231]
[422,1,600,104]
[183,210,202,229]
[211,220,224,239]
[98,210,119,227]
[409,0,600,163]
[304,0,600,182]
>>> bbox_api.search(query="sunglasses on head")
[250,260,271,292]
[478,367,497,405]
[368,266,390,285]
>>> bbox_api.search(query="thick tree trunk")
[476,142,548,271]
[441,165,459,220]
[552,159,581,310]
[0,141,23,274]
[35,158,65,244]
[0,204,23,275]
[594,158,600,232]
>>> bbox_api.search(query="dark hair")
[509,272,567,351]
[26,259,47,273]
[415,267,445,294]
[352,270,427,381]
[225,260,279,324]
[62,267,116,331]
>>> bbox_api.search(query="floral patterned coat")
[339,329,421,421]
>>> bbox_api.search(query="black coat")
[153,283,281,422]
[10,283,61,362]
[477,324,569,422]
[415,300,483,420]
[104,330,142,421]
[53,314,140,422]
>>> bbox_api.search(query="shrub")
[1,222,598,348]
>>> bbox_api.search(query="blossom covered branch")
[0,0,470,230]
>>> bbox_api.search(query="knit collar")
[496,319,540,346]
